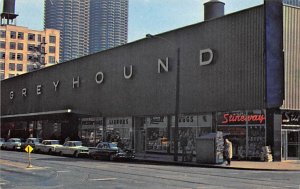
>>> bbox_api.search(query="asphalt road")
[0,150,300,189]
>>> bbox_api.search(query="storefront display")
[106,117,133,149]
[170,114,212,155]
[79,117,103,147]
[145,116,169,152]
[217,110,266,159]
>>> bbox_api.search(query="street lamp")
[146,34,180,161]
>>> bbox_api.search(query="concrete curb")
[134,158,300,172]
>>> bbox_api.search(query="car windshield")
[73,141,82,146]
[12,139,21,142]
[109,143,118,149]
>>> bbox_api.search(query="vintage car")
[2,138,22,150]
[21,138,42,151]
[34,140,62,154]
[89,142,135,161]
[0,138,5,149]
[55,141,89,157]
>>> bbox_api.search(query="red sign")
[221,113,265,124]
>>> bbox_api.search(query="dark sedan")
[89,142,135,161]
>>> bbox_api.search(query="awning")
[1,109,96,121]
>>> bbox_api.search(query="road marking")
[89,178,117,181]
[57,170,70,173]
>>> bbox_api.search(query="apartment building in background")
[44,0,128,62]
[89,0,128,53]
[0,0,60,80]
[44,0,89,63]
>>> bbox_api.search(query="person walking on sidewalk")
[180,132,188,162]
[224,138,232,166]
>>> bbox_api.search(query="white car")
[35,140,62,154]
[0,138,5,149]
[55,141,89,157]
[2,138,22,150]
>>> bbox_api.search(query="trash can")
[195,132,224,164]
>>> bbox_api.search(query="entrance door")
[287,131,300,160]
[282,130,300,160]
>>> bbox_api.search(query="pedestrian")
[180,132,188,162]
[224,138,233,165]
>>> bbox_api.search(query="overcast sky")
[6,0,263,42]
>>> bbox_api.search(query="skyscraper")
[44,0,90,63]
[89,0,128,54]
[44,0,128,62]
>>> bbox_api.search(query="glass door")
[287,130,300,160]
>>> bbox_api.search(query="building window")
[49,36,56,43]
[49,46,55,53]
[10,31,16,39]
[27,54,33,61]
[0,73,4,80]
[0,41,5,48]
[48,56,55,64]
[0,52,5,59]
[17,64,23,71]
[18,32,24,39]
[38,34,41,42]
[9,74,15,78]
[28,33,35,41]
[9,52,15,60]
[28,44,35,51]
[18,43,24,50]
[0,30,6,38]
[17,53,23,61]
[9,63,15,71]
[10,42,16,50]
[0,62,4,70]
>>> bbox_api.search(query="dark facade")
[1,3,299,161]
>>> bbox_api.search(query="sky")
[6,0,263,42]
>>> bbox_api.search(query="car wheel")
[73,151,79,158]
[59,151,63,156]
[109,154,115,161]
[12,146,16,151]
[48,149,52,155]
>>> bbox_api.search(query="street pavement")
[0,150,300,189]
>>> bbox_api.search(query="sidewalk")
[135,153,300,171]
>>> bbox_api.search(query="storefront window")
[145,116,168,152]
[106,117,133,149]
[79,117,103,147]
[171,114,212,155]
[217,110,266,160]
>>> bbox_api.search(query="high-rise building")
[283,0,300,6]
[44,0,90,63]
[89,0,128,54]
[0,0,60,80]
[44,0,128,62]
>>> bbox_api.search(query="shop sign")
[106,117,132,126]
[219,113,265,125]
[146,116,167,127]
[8,49,214,100]
[282,112,300,125]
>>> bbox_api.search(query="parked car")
[55,141,89,157]
[0,138,5,149]
[34,140,62,154]
[89,142,135,161]
[2,138,22,150]
[21,138,42,151]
